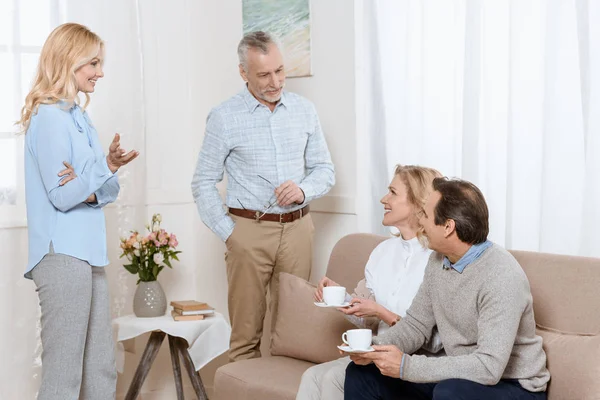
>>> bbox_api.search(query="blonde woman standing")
[296,165,443,400]
[19,23,138,399]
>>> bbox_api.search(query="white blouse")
[362,236,432,335]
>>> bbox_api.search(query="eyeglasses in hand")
[236,175,279,220]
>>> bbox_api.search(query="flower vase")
[133,280,167,318]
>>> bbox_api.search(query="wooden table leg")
[168,335,184,400]
[125,331,166,400]
[175,337,209,400]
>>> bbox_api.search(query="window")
[0,0,64,227]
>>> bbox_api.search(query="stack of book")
[170,300,215,321]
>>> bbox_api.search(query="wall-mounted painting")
[242,0,312,77]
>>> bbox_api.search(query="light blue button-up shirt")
[24,101,119,278]
[442,240,493,273]
[191,86,335,241]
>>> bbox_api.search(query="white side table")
[113,313,231,400]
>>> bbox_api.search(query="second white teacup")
[342,328,372,350]
[323,286,346,306]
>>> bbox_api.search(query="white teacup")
[342,329,372,350]
[323,286,346,306]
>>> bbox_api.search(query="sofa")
[214,233,600,400]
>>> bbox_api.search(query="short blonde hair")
[393,164,442,245]
[17,23,104,131]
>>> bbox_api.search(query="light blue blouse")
[24,101,119,278]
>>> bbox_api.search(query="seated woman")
[296,164,443,400]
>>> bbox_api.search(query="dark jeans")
[344,363,547,400]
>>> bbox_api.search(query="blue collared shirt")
[442,240,493,273]
[191,86,335,241]
[24,101,119,278]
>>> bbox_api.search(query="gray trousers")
[32,246,116,400]
[296,356,350,400]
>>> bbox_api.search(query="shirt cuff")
[298,183,314,204]
[400,353,406,379]
[85,193,101,208]
[93,186,110,207]
[100,156,115,177]
[215,215,235,242]
[297,188,306,205]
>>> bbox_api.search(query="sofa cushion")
[214,356,315,400]
[326,233,387,290]
[536,327,600,400]
[511,250,600,334]
[271,272,356,363]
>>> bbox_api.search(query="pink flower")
[158,229,168,242]
[120,215,182,275]
[125,237,136,249]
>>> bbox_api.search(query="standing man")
[191,31,335,362]
[345,178,550,400]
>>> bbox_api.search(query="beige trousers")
[225,213,314,361]
[296,356,350,400]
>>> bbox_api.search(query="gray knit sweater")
[373,244,550,392]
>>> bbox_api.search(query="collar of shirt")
[443,240,493,273]
[397,235,422,254]
[56,98,78,109]
[241,84,288,113]
[55,100,92,143]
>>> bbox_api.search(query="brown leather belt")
[229,205,310,223]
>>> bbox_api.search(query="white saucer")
[314,301,351,308]
[337,345,375,354]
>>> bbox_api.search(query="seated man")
[345,178,550,400]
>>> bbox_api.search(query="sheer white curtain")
[358,0,600,257]
[0,1,146,398]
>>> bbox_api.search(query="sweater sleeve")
[401,272,528,385]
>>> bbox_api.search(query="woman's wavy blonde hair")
[393,164,442,246]
[17,23,104,131]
